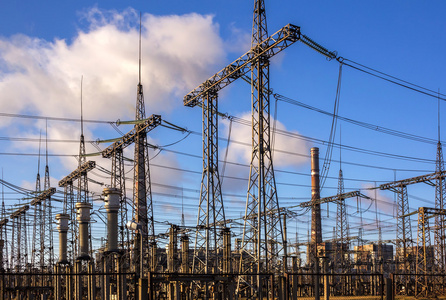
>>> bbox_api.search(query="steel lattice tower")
[396,186,413,275]
[434,141,445,274]
[131,22,155,276]
[31,143,42,269]
[192,89,226,274]
[111,147,129,250]
[239,0,284,278]
[10,206,29,271]
[78,130,88,203]
[415,207,430,298]
[0,198,8,271]
[335,168,349,273]
[414,207,437,298]
[42,130,54,268]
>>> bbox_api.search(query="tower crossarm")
[403,207,446,219]
[299,190,369,207]
[0,219,7,227]
[58,160,96,187]
[30,187,56,206]
[184,24,302,107]
[100,114,162,158]
[379,170,446,191]
[10,205,29,219]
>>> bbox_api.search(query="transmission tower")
[380,171,446,292]
[31,137,43,269]
[0,194,8,271]
[42,125,54,268]
[412,207,446,297]
[380,183,413,278]
[192,89,226,273]
[434,141,445,274]
[10,205,29,271]
[111,147,129,249]
[335,168,349,273]
[240,0,284,277]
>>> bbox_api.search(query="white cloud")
[0,9,225,126]
[221,112,310,167]
[218,112,310,193]
[0,8,229,218]
[361,184,395,215]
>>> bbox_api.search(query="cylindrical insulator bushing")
[75,202,93,260]
[56,213,70,264]
[103,188,120,252]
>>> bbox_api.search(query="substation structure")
[2,0,446,299]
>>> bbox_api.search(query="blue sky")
[1,1,446,257]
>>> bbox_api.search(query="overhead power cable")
[339,57,446,102]
[273,93,443,145]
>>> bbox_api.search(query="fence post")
[386,274,394,300]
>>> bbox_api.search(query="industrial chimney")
[310,147,322,250]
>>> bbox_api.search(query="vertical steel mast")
[43,122,54,267]
[31,136,42,269]
[133,16,154,274]
[239,0,284,281]
[193,88,226,273]
[434,98,445,275]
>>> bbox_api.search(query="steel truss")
[414,207,446,297]
[192,90,226,273]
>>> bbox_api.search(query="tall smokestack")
[56,213,70,264]
[76,202,93,260]
[311,147,322,248]
[103,188,120,252]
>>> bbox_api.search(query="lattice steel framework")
[396,186,413,274]
[0,218,7,270]
[59,160,96,262]
[10,205,29,271]
[182,0,335,283]
[434,142,446,274]
[30,188,55,269]
[238,2,285,291]
[335,168,350,273]
[42,141,54,268]
[64,181,76,260]
[414,207,446,297]
[31,198,43,269]
[31,144,42,269]
[111,148,129,249]
[192,90,226,273]
[101,113,161,275]
[380,171,446,294]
